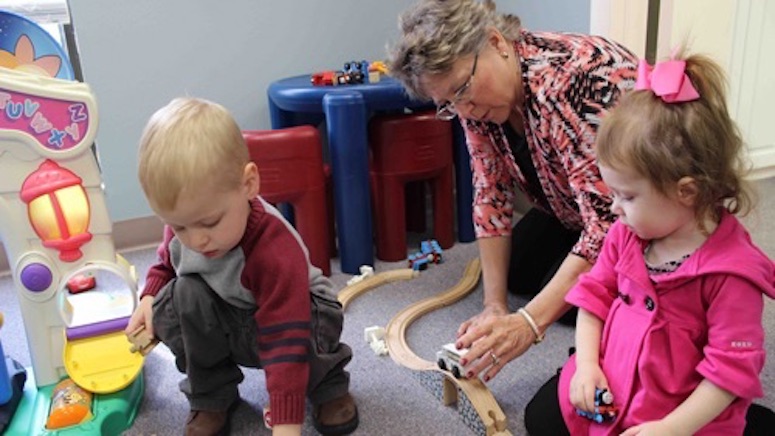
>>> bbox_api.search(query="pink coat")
[559,212,775,435]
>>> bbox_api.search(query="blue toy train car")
[408,239,444,271]
[576,388,618,423]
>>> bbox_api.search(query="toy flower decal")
[0,34,62,77]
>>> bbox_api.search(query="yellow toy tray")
[63,330,144,394]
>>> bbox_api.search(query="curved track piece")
[338,268,418,310]
[384,258,511,435]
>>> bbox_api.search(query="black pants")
[509,208,580,325]
[153,275,352,411]
[524,373,569,436]
[524,373,775,436]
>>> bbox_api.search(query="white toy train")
[436,342,468,378]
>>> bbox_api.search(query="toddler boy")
[127,97,358,435]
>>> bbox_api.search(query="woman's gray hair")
[387,0,521,100]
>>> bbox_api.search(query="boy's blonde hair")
[596,52,754,228]
[137,97,249,212]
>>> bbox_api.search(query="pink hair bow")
[635,59,699,103]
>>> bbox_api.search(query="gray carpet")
[0,178,773,435]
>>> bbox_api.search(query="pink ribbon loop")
[635,59,700,103]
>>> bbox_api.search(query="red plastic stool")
[369,110,455,261]
[242,126,332,276]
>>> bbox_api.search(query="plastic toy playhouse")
[0,11,145,434]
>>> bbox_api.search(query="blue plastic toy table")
[267,75,475,274]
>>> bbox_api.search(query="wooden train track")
[382,258,511,436]
[338,268,418,310]
[383,258,481,371]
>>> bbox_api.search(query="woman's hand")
[569,362,608,412]
[454,310,535,381]
[457,301,509,338]
[125,295,155,337]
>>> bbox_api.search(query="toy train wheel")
[451,366,462,379]
[437,358,447,371]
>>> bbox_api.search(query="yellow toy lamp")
[20,159,92,262]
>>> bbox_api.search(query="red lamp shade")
[20,160,92,262]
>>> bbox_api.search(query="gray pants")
[152,275,352,411]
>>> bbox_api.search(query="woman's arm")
[523,253,590,334]
[457,236,512,340]
[457,252,590,381]
[479,235,511,311]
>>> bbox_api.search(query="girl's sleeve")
[697,275,766,399]
[565,220,625,321]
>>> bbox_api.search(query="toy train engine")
[408,239,444,270]
[311,60,369,87]
[342,60,367,84]
[421,239,443,264]
[576,388,618,423]
[408,251,430,271]
[436,343,468,379]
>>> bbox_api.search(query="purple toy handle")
[65,316,130,341]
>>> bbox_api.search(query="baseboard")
[751,165,775,180]
[0,215,164,277]
[750,150,775,180]
[109,215,165,253]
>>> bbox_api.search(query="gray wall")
[67,0,589,222]
[517,0,591,33]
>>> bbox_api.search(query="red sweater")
[142,197,317,425]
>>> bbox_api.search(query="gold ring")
[489,351,500,366]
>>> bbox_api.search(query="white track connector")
[364,325,388,356]
[347,265,375,286]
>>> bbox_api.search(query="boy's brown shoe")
[312,392,359,435]
[185,400,239,436]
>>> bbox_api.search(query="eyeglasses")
[436,53,478,121]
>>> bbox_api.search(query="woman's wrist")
[483,297,509,314]
[517,307,545,344]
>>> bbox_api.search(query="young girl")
[527,52,775,435]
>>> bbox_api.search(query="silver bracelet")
[518,307,545,345]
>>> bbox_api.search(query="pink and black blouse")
[463,30,638,262]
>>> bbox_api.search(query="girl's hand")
[569,362,608,412]
[455,311,535,382]
[125,295,155,337]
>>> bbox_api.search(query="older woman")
[387,0,637,381]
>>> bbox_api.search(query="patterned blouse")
[463,30,638,262]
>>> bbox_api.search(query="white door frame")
[590,0,775,179]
